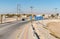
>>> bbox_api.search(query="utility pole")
[30,6,33,14]
[54,8,59,19]
[55,8,57,14]
[30,6,33,23]
[17,4,20,21]
[17,4,18,21]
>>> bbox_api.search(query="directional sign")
[35,16,43,20]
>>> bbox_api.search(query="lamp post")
[30,6,33,22]
[54,8,59,19]
[30,6,33,14]
[54,8,57,14]
[17,4,20,21]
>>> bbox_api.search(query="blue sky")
[0,0,60,14]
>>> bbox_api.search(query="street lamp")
[54,8,57,14]
[30,6,33,14]
[30,6,34,25]
[17,4,21,21]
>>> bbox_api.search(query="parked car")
[22,18,25,21]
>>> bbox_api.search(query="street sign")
[35,16,43,20]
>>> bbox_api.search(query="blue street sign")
[35,16,43,20]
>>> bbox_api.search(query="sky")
[0,0,60,14]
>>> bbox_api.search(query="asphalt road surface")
[0,20,30,39]
[0,20,57,39]
[18,22,35,39]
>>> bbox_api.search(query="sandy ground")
[0,18,20,23]
[33,21,57,39]
[47,22,60,38]
[38,19,60,26]
[37,19,60,39]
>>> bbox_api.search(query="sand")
[47,22,60,38]
[0,18,17,23]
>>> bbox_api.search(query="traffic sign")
[35,16,43,20]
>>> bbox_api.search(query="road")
[18,22,35,39]
[0,20,58,39]
[0,20,31,39]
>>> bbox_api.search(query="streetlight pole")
[30,6,33,14]
[30,6,34,25]
[55,8,57,14]
[17,4,20,21]
[16,4,18,21]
